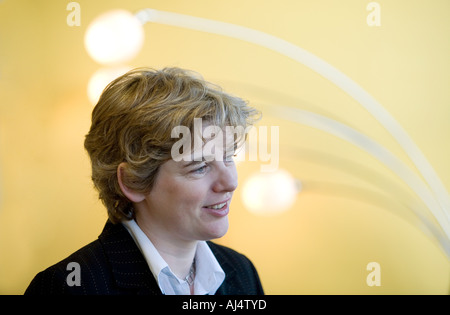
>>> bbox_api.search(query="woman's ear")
[117,162,146,203]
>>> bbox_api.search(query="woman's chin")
[202,216,229,240]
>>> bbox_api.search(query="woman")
[25,67,263,295]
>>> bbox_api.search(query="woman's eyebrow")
[182,160,203,168]
[182,153,229,167]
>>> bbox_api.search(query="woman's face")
[137,133,238,243]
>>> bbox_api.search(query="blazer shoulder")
[25,239,110,295]
[24,222,156,295]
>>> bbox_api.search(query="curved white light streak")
[136,8,450,227]
[262,104,450,250]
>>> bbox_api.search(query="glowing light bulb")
[87,67,131,105]
[241,169,300,215]
[84,10,144,65]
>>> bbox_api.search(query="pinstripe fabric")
[24,221,264,295]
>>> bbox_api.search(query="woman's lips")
[203,200,230,217]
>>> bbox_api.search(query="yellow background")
[1,0,449,294]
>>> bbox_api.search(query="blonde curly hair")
[84,67,260,223]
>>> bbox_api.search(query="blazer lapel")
[97,222,253,295]
[98,221,162,295]
[207,242,243,295]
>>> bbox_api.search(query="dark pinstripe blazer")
[24,221,264,295]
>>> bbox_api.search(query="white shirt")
[122,219,225,295]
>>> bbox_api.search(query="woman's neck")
[135,215,197,280]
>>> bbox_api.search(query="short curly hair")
[84,67,260,224]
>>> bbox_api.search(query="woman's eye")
[193,164,208,174]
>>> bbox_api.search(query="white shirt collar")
[122,219,225,295]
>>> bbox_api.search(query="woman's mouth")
[203,200,230,217]
[205,202,227,209]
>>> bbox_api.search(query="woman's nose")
[212,162,238,193]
